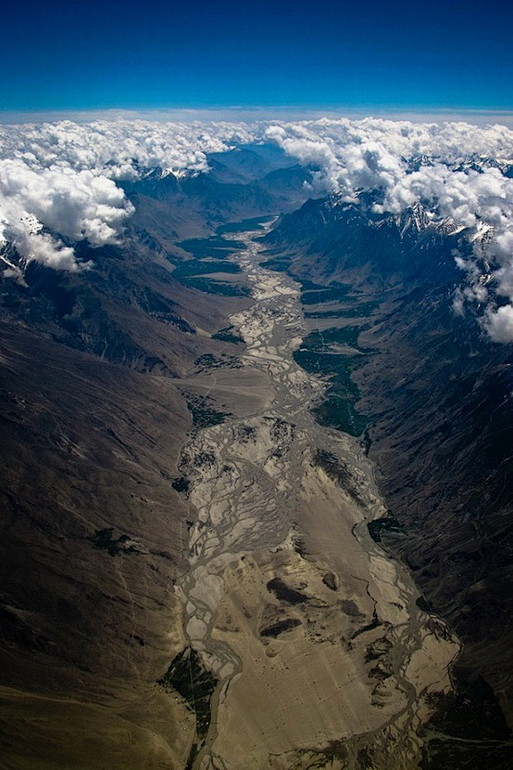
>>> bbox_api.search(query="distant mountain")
[120,149,311,247]
[207,142,298,182]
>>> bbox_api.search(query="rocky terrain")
[261,196,513,766]
[169,229,460,769]
[0,151,300,768]
[2,140,513,769]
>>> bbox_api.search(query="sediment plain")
[172,227,460,769]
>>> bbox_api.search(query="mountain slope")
[0,155,306,766]
[261,196,513,740]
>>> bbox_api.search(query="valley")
[170,226,459,769]
[2,133,513,769]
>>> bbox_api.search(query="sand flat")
[174,229,460,769]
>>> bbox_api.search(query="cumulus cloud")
[0,120,255,178]
[3,115,513,342]
[0,160,134,271]
[264,118,513,341]
[0,120,256,271]
[485,304,513,342]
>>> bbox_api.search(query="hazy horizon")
[1,106,513,128]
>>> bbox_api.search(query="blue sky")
[2,0,512,113]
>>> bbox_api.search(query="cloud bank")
[264,118,513,342]
[2,116,513,340]
[0,120,252,272]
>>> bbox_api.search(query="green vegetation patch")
[294,346,370,436]
[314,448,363,503]
[304,300,378,319]
[178,276,250,296]
[301,325,371,351]
[168,240,248,295]
[177,236,245,259]
[259,257,291,272]
[298,278,331,290]
[322,572,338,591]
[314,394,370,437]
[367,517,405,543]
[171,259,242,278]
[216,216,274,234]
[266,577,308,605]
[184,393,232,428]
[91,528,140,557]
[158,647,217,739]
[211,325,244,344]
[293,321,375,437]
[260,618,302,638]
[171,476,190,494]
[301,285,352,305]
[194,353,241,370]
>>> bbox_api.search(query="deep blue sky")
[2,0,512,112]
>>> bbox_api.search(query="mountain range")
[1,140,513,768]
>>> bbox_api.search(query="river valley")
[173,226,460,770]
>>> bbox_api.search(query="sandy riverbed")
[175,229,460,770]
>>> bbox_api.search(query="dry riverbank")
[174,228,460,770]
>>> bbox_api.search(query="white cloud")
[0,159,134,271]
[485,304,513,342]
[2,115,513,342]
[264,118,513,341]
[0,120,254,271]
[0,120,255,178]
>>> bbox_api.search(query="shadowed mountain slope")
[0,149,312,767]
[262,197,513,756]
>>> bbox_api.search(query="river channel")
[175,226,459,770]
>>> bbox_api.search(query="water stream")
[175,226,459,769]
